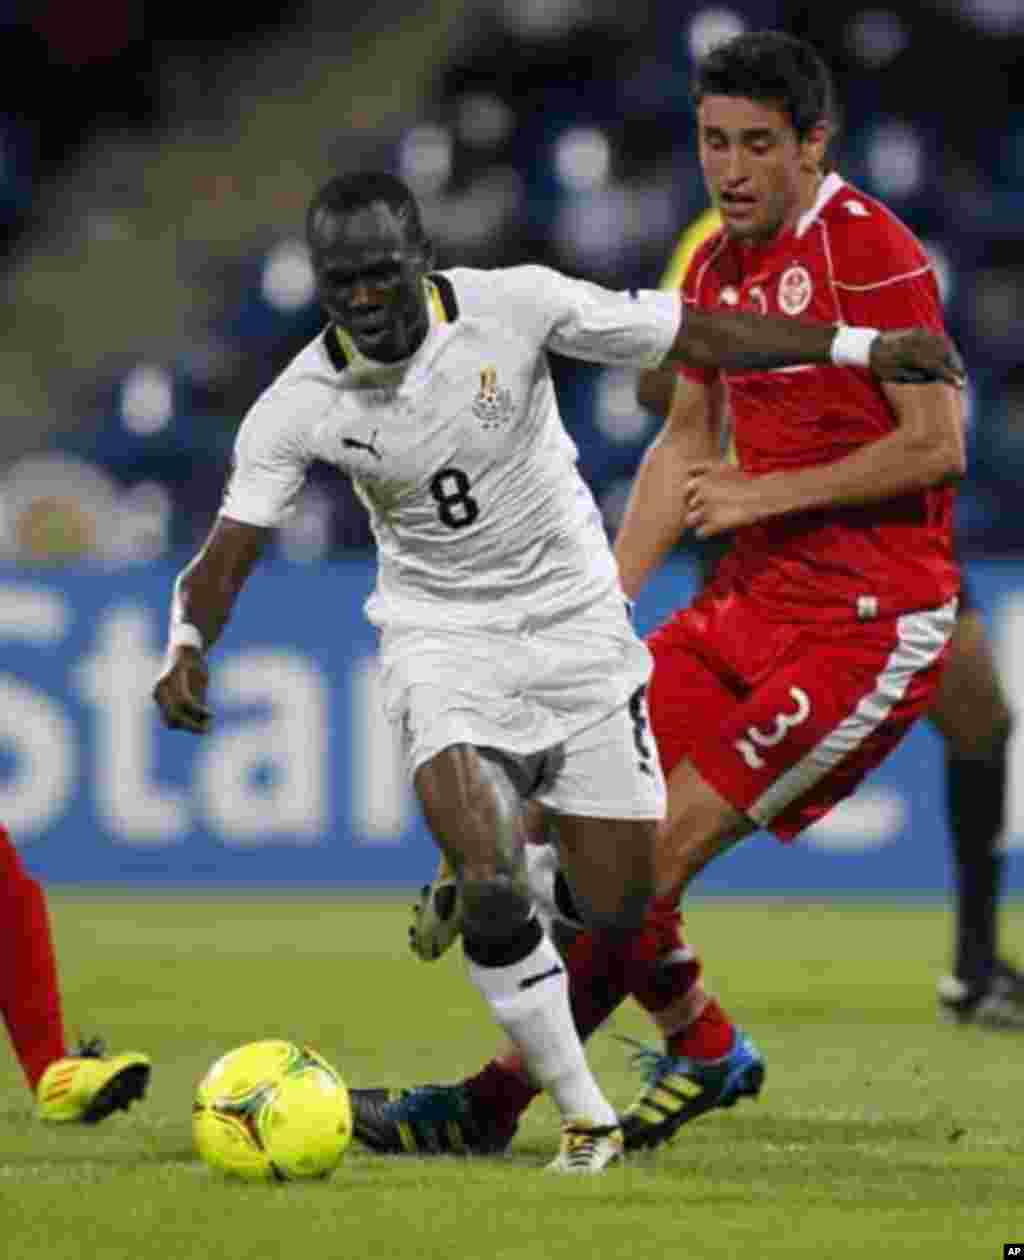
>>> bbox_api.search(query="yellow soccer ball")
[193,1039,352,1181]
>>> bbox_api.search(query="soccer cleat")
[618,1030,765,1151]
[409,856,462,961]
[350,1084,515,1155]
[545,1119,624,1173]
[995,958,1024,1001]
[36,1038,151,1124]
[937,959,1024,1029]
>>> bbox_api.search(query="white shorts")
[378,594,665,820]
[531,696,667,820]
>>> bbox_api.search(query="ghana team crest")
[472,367,514,429]
[778,265,813,316]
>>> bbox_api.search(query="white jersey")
[222,264,680,633]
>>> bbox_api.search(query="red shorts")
[646,588,957,841]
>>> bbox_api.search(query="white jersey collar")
[795,171,845,239]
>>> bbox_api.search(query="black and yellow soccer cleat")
[408,857,462,962]
[619,1031,765,1151]
[36,1038,151,1124]
[351,1084,515,1155]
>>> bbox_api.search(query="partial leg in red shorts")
[0,826,67,1090]
[0,828,151,1122]
[646,595,956,898]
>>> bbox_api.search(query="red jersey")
[679,173,959,621]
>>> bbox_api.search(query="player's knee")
[460,873,532,940]
[578,879,653,939]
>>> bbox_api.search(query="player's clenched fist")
[683,462,761,539]
[153,647,212,734]
[870,329,965,387]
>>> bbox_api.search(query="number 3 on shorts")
[734,686,812,771]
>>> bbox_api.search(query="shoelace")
[561,1124,619,1169]
[616,1034,701,1087]
[74,1036,107,1060]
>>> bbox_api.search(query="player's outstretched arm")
[153,516,271,734]
[669,311,965,386]
[615,376,722,601]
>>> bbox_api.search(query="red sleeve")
[677,243,721,388]
[831,214,946,334]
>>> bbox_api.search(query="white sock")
[466,931,618,1127]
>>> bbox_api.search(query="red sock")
[667,997,735,1061]
[627,900,736,1061]
[562,927,631,1043]
[623,897,700,1011]
[461,1057,534,1138]
[463,927,631,1128]
[0,828,67,1090]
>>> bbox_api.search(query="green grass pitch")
[1,895,1021,1259]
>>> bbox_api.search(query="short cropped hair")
[306,171,428,246]
[692,30,837,141]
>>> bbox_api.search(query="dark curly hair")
[306,171,428,247]
[692,30,837,143]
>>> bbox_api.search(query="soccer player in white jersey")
[153,170,961,1171]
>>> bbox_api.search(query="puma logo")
[342,429,383,460]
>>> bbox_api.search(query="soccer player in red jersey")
[347,29,969,1159]
[1,827,150,1122]
[618,30,964,908]
[646,214,1022,1031]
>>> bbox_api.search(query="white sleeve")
[220,388,313,528]
[500,265,682,368]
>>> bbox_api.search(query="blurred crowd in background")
[0,0,1021,566]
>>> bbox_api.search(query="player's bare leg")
[548,813,656,940]
[653,759,754,900]
[928,609,1022,1026]
[414,744,623,1170]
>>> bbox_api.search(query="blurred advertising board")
[4,554,1022,893]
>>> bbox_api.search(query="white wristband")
[830,326,880,368]
[156,621,204,687]
[168,622,204,653]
